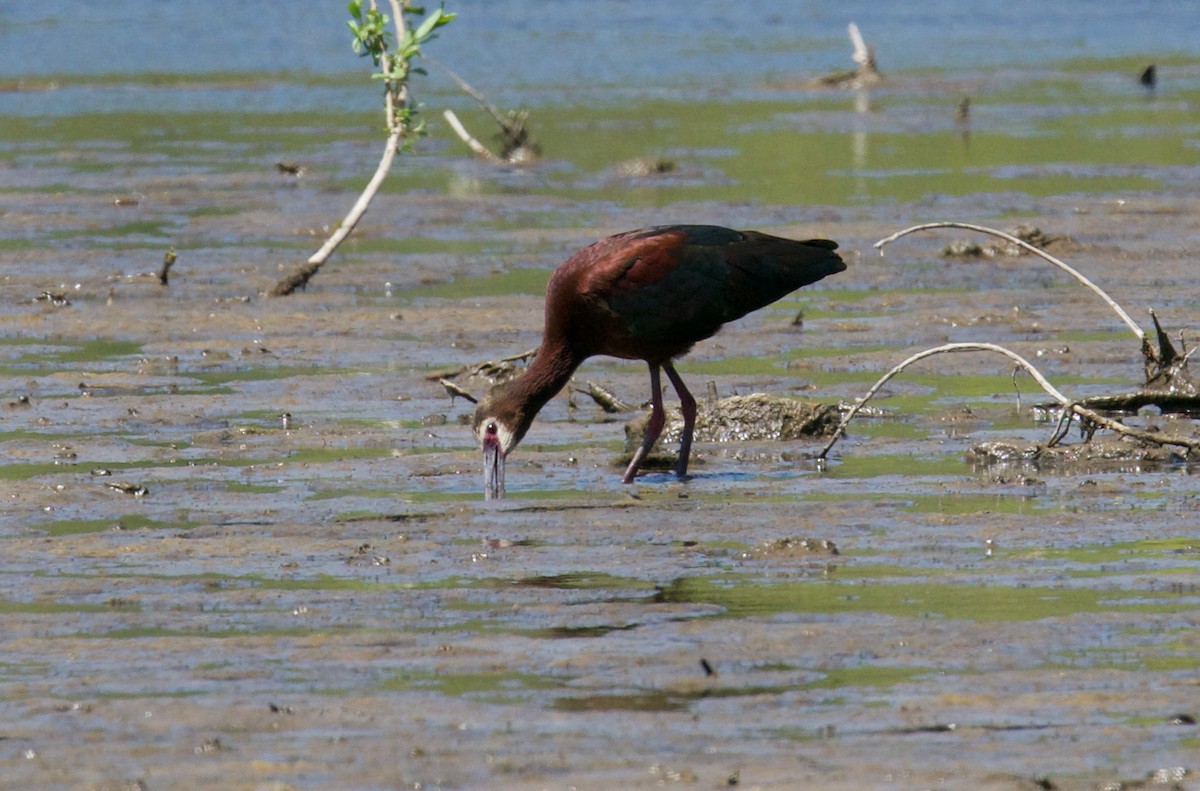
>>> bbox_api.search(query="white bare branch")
[874,222,1145,342]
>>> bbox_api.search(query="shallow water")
[2,4,1200,790]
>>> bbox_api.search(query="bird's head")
[473,387,525,501]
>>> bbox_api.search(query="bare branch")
[874,222,1145,342]
[848,22,871,69]
[271,131,402,296]
[816,342,1200,462]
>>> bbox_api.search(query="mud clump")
[942,224,1076,257]
[624,394,841,452]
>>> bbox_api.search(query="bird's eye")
[486,422,498,435]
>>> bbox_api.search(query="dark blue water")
[1,1,1196,113]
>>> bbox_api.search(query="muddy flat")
[3,5,1200,790]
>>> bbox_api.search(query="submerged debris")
[34,291,70,307]
[615,157,678,177]
[1139,64,1157,90]
[744,537,839,560]
[813,22,881,88]
[107,482,149,497]
[1141,309,1196,395]
[1039,310,1200,416]
[158,247,176,286]
[275,159,304,176]
[968,434,1189,472]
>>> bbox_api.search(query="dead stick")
[874,222,1145,342]
[428,56,513,130]
[443,109,502,162]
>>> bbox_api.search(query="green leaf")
[413,9,444,42]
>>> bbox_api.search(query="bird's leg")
[663,362,696,478]
[622,364,665,484]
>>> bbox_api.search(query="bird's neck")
[518,340,579,412]
[500,340,579,441]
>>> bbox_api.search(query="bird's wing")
[594,226,750,344]
[566,226,843,357]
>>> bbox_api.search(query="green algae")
[17,339,143,366]
[802,664,932,691]
[400,267,552,300]
[656,574,1184,622]
[34,515,205,536]
[380,669,566,701]
[0,600,117,616]
[1012,537,1200,565]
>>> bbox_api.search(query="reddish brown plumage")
[474,225,846,498]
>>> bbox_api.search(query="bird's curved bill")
[483,440,505,500]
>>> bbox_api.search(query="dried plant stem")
[874,222,1145,342]
[817,342,1200,461]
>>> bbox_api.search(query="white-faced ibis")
[473,225,846,499]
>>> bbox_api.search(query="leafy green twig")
[271,0,454,296]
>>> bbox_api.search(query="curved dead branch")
[816,342,1200,463]
[874,222,1145,342]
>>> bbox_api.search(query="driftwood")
[578,381,634,414]
[817,343,1200,465]
[819,223,1200,466]
[432,347,538,403]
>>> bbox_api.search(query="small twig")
[817,342,1200,461]
[440,378,478,403]
[430,57,538,162]
[158,248,176,286]
[577,380,634,413]
[1044,406,1076,448]
[430,57,512,130]
[874,222,1145,342]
